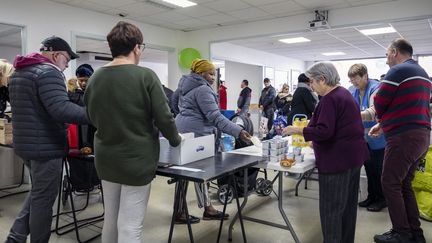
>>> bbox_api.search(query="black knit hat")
[298,73,310,83]
[76,64,94,77]
[40,36,79,60]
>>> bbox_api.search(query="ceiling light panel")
[279,37,311,44]
[322,52,346,56]
[162,0,196,8]
[359,27,397,35]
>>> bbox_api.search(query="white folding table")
[226,144,316,243]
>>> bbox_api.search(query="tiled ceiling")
[50,0,398,32]
[227,18,432,61]
[45,0,432,61]
[2,0,431,63]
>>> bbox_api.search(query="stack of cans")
[293,147,304,163]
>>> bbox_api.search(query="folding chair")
[52,124,104,243]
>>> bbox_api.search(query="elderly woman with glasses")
[283,61,368,243]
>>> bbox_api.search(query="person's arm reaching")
[196,86,242,138]
[37,69,89,125]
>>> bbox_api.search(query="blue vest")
[352,79,386,150]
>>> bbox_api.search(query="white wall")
[0,46,20,63]
[140,61,168,86]
[76,52,169,86]
[0,0,185,81]
[211,42,305,73]
[75,59,168,86]
[224,61,262,110]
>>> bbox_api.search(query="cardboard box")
[0,118,12,145]
[159,133,215,165]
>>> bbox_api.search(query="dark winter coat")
[9,53,89,160]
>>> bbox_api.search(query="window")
[264,66,275,87]
[290,69,301,91]
[418,56,432,78]
[275,70,289,92]
[332,58,388,88]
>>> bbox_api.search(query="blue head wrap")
[76,64,94,78]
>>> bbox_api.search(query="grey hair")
[305,61,340,87]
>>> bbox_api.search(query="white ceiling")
[1,0,431,63]
[50,0,399,32]
[227,18,432,61]
[47,0,432,61]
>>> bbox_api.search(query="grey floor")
[0,171,431,243]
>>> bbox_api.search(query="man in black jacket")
[287,73,318,125]
[237,79,252,115]
[259,78,276,131]
[6,36,89,243]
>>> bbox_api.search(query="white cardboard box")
[159,133,215,165]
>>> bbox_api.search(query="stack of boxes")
[0,118,12,145]
[261,136,289,163]
[261,136,306,165]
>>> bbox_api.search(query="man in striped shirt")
[370,38,431,243]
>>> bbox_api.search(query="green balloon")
[178,48,201,69]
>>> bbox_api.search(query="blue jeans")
[6,158,63,243]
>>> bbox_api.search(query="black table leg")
[168,180,194,243]
[227,169,248,242]
[234,172,247,243]
[216,176,231,243]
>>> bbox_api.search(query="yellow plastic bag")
[412,145,432,221]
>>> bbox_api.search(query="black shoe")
[411,231,426,243]
[367,200,387,212]
[359,197,375,207]
[174,214,200,224]
[202,210,229,220]
[374,229,413,243]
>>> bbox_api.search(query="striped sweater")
[374,59,431,137]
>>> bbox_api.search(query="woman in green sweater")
[84,21,181,243]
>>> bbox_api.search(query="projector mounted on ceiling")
[309,10,330,31]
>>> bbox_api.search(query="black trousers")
[263,108,274,131]
[319,166,361,243]
[364,147,385,201]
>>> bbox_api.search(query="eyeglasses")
[139,43,146,50]
[385,48,395,57]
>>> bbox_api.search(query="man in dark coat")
[259,78,276,131]
[237,79,252,115]
[5,36,89,243]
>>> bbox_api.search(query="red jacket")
[219,84,227,110]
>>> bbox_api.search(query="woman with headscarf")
[173,59,251,224]
[0,59,14,119]
[286,73,318,125]
[283,62,368,243]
